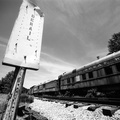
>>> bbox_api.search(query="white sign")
[3,0,44,70]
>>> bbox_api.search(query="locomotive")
[28,51,120,98]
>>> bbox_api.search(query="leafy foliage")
[0,71,14,93]
[0,71,28,94]
[108,32,120,54]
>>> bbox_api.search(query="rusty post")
[2,67,26,120]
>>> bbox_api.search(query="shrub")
[20,94,34,103]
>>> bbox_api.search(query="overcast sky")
[0,0,120,88]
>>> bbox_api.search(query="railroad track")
[11,96,120,119]
[42,96,120,106]
[32,96,120,118]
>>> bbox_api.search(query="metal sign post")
[3,67,26,120]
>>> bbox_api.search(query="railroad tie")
[102,107,119,117]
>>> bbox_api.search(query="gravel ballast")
[29,99,120,120]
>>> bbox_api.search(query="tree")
[108,32,120,54]
[1,71,14,93]
[0,70,28,94]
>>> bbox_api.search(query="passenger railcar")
[59,51,120,97]
[45,80,58,93]
[29,80,59,96]
[33,85,39,95]
[28,51,120,97]
[28,86,35,95]
[43,80,58,95]
[28,85,38,95]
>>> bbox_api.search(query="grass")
[0,94,7,119]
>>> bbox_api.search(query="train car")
[59,51,120,97]
[37,84,43,94]
[32,85,39,95]
[28,86,34,95]
[28,51,120,97]
[28,80,58,96]
[43,80,58,96]
[28,85,38,95]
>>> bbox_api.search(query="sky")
[0,0,120,88]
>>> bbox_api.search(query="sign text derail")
[27,14,35,41]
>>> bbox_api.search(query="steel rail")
[42,96,120,106]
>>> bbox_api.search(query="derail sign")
[3,0,44,70]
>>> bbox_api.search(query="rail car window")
[43,84,45,88]
[104,66,113,75]
[97,69,103,77]
[88,72,93,79]
[67,78,70,84]
[39,86,41,89]
[82,74,86,80]
[71,77,75,83]
[75,75,81,81]
[115,63,120,72]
